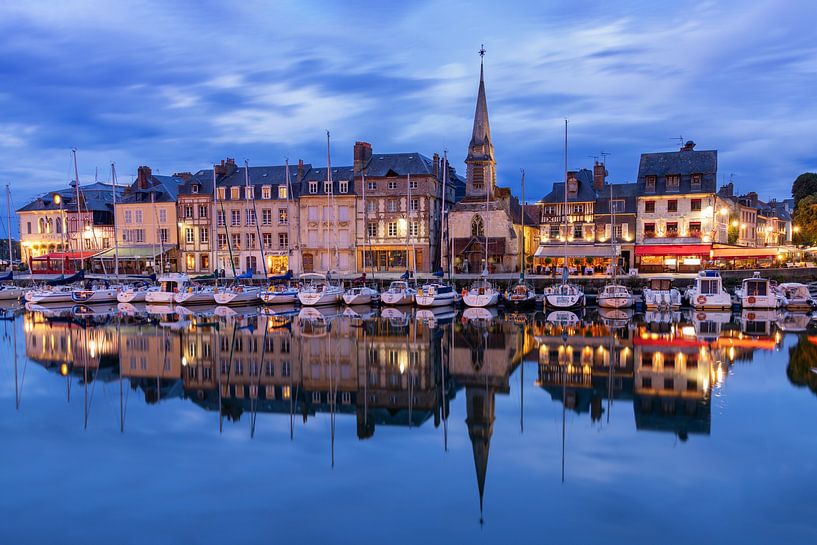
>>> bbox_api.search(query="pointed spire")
[470,44,491,150]
[465,44,496,198]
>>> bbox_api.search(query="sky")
[1,0,816,220]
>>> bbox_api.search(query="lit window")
[278,208,287,225]
[230,187,240,200]
[261,186,271,199]
[278,186,287,199]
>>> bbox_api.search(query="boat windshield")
[699,278,721,295]
[744,280,768,296]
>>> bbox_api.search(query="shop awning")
[93,246,165,260]
[534,244,617,258]
[635,244,711,257]
[711,246,780,258]
[30,251,100,261]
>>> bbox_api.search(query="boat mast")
[285,159,297,276]
[439,151,447,280]
[610,183,616,285]
[326,131,339,272]
[5,184,12,272]
[72,149,82,272]
[111,164,121,278]
[408,172,416,278]
[246,160,268,278]
[563,119,568,284]
[212,167,219,284]
[362,157,368,277]
[520,169,525,281]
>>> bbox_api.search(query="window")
[26,222,31,234]
[691,174,702,190]
[218,233,227,250]
[324,181,332,194]
[246,209,256,226]
[667,200,678,213]
[133,229,145,243]
[691,198,702,212]
[309,181,318,194]
[666,175,680,191]
[573,204,584,214]
[573,224,583,239]
[184,205,193,219]
[186,228,194,244]
[544,205,556,215]
[387,200,398,212]
[191,184,200,194]
[644,201,655,213]
[159,209,167,223]
[231,233,241,250]
[338,206,349,222]
[367,222,377,237]
[230,187,240,200]
[262,186,271,200]
[613,224,623,239]
[366,200,376,213]
[410,197,419,212]
[200,254,209,270]
[610,199,625,213]
[666,222,678,235]
[367,181,376,191]
[410,221,419,237]
[185,254,195,271]
[689,221,702,236]
[471,215,484,237]
[388,181,397,190]
[409,178,418,190]
[262,209,272,225]
[308,206,319,221]
[158,228,169,243]
[216,210,224,227]
[664,378,674,390]
[339,180,348,194]
[278,186,287,199]
[644,223,656,237]
[263,233,272,248]
[549,225,560,238]
[278,208,287,225]
[388,222,398,237]
[199,228,209,244]
[246,233,256,249]
[199,205,208,219]
[217,188,226,200]
[124,210,132,224]
[231,210,240,226]
[646,175,656,192]
[135,210,143,223]
[278,232,288,249]
[642,377,652,389]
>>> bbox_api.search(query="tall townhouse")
[177,169,215,275]
[634,141,729,273]
[352,141,450,274]
[18,181,123,273]
[103,166,184,274]
[298,162,357,275]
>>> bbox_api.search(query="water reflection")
[6,302,817,529]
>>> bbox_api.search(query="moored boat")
[504,281,536,308]
[342,285,379,306]
[174,284,215,306]
[777,282,816,311]
[597,283,634,309]
[380,280,416,306]
[416,282,460,307]
[145,273,190,304]
[643,277,681,310]
[686,270,731,310]
[25,285,75,305]
[736,272,780,309]
[214,284,262,306]
[297,273,343,307]
[543,282,585,309]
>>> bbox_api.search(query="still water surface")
[1,303,816,544]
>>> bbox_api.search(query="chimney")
[297,159,305,181]
[214,158,237,177]
[137,165,152,189]
[353,141,372,175]
[681,140,696,152]
[173,171,192,181]
[433,153,440,178]
[593,161,607,191]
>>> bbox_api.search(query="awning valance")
[711,246,780,258]
[534,244,616,258]
[93,246,164,260]
[635,244,711,257]
[30,251,99,261]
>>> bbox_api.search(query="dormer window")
[324,181,332,194]
[691,174,702,190]
[261,185,272,199]
[646,176,656,192]
[309,181,318,194]
[278,186,287,199]
[245,187,254,200]
[217,188,226,200]
[339,180,348,194]
[191,184,200,194]
[666,175,680,191]
[230,187,240,200]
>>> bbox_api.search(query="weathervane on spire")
[479,44,486,60]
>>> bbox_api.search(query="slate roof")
[299,165,357,196]
[363,153,435,177]
[178,164,310,200]
[120,174,185,204]
[594,182,639,215]
[539,169,597,203]
[18,182,124,213]
[636,147,718,195]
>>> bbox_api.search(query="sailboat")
[417,152,462,308]
[544,120,585,309]
[343,156,378,306]
[0,185,23,301]
[597,184,633,308]
[463,166,500,308]
[505,169,536,307]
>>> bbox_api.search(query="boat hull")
[145,291,176,304]
[259,291,298,305]
[416,292,458,307]
[298,290,342,307]
[117,290,147,303]
[644,290,682,310]
[690,293,732,310]
[71,289,118,304]
[463,291,500,308]
[544,293,585,309]
[597,295,633,309]
[381,292,415,306]
[174,292,215,305]
[25,291,74,305]
[0,288,23,301]
[214,288,261,306]
[343,293,372,306]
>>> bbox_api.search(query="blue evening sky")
[1,0,815,214]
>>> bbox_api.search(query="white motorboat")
[258,283,299,305]
[543,283,585,309]
[380,280,416,306]
[0,284,23,301]
[643,277,682,310]
[597,283,634,309]
[25,285,75,305]
[117,284,149,303]
[686,270,731,310]
[342,285,379,306]
[504,282,536,308]
[416,282,460,307]
[145,273,190,304]
[174,285,215,306]
[462,277,500,308]
[297,273,343,307]
[71,285,118,304]
[214,284,262,306]
[735,272,781,309]
[777,282,816,311]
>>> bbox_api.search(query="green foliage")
[544,257,552,266]
[787,338,817,398]
[792,172,817,206]
[727,223,739,245]
[585,257,594,264]
[792,194,817,246]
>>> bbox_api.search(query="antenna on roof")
[586,155,598,163]
[600,151,611,167]
[670,136,684,146]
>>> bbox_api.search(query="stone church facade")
[448,56,539,274]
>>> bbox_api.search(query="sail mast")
[520,169,525,280]
[5,184,12,272]
[111,163,119,278]
[440,151,447,280]
[563,119,568,283]
[246,160,268,278]
[284,159,294,275]
[362,157,368,276]
[212,167,219,283]
[610,183,616,284]
[72,149,82,272]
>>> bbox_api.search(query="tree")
[787,337,817,398]
[727,216,739,245]
[792,194,817,246]
[792,172,817,206]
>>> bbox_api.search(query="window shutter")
[605,224,611,238]
[622,224,628,238]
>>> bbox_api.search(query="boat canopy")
[46,270,85,286]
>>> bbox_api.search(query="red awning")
[711,246,779,258]
[635,244,711,257]
[30,251,99,261]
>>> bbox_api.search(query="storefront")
[710,245,781,269]
[29,251,99,274]
[359,246,425,273]
[635,244,712,273]
[533,244,622,275]
[92,246,175,275]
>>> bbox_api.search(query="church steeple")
[465,45,496,199]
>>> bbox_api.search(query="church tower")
[465,46,496,199]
